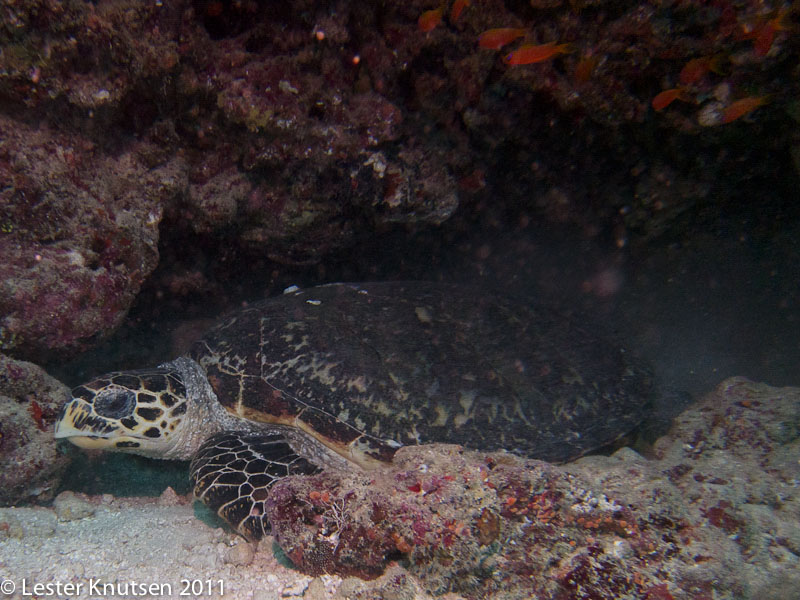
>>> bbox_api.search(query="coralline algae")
[266,378,800,599]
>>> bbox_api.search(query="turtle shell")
[189,282,652,465]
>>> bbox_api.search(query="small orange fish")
[504,42,573,65]
[450,0,470,22]
[754,24,776,56]
[651,87,689,111]
[720,95,769,123]
[679,56,724,85]
[418,7,444,33]
[754,14,789,56]
[743,9,791,56]
[478,28,527,50]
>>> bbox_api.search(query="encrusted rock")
[0,116,176,360]
[53,491,96,522]
[224,540,256,566]
[266,378,800,599]
[0,354,71,504]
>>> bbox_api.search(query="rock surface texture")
[2,0,796,364]
[265,377,800,599]
[0,354,71,504]
[0,116,172,359]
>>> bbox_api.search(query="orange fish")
[478,28,527,50]
[754,24,776,56]
[504,42,573,65]
[720,95,769,123]
[651,87,689,111]
[679,56,724,85]
[418,7,444,33]
[754,13,789,56]
[741,9,791,56]
[450,0,470,22]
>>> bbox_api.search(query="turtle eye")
[93,389,136,419]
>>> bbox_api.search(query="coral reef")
[1,1,796,364]
[0,0,461,270]
[0,354,71,504]
[0,115,176,359]
[265,378,800,599]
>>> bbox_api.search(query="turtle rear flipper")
[190,431,320,540]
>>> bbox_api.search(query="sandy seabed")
[0,497,377,600]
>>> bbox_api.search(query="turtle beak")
[54,399,118,447]
[54,399,88,438]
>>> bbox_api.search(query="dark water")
[52,211,799,398]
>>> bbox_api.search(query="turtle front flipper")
[190,431,320,540]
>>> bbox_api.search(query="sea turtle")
[55,281,652,540]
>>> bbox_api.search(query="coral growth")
[0,116,175,359]
[266,378,800,599]
[1,0,794,341]
[0,354,71,504]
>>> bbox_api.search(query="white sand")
[0,497,332,600]
[0,492,444,600]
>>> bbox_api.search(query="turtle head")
[54,368,190,458]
